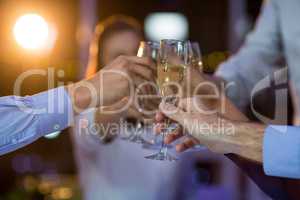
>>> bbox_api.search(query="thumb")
[159,101,185,123]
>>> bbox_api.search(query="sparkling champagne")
[157,62,186,97]
[191,58,203,71]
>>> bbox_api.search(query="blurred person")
[156,0,300,199]
[71,15,202,200]
[0,54,154,156]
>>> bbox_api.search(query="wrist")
[66,80,94,114]
[231,122,265,163]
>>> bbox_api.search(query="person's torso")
[71,111,200,200]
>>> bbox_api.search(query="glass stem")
[160,118,170,155]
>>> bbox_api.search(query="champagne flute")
[127,41,160,144]
[137,41,159,60]
[138,41,165,148]
[190,42,203,71]
[186,41,206,150]
[137,41,174,150]
[145,39,189,161]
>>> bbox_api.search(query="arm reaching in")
[160,98,300,179]
[0,55,155,155]
[158,97,264,163]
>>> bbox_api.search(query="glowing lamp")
[145,12,189,41]
[13,14,56,52]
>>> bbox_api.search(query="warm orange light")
[13,14,50,51]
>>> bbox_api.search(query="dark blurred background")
[0,0,264,199]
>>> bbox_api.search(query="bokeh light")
[145,12,189,41]
[13,14,52,51]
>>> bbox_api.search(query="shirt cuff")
[263,125,300,179]
[31,86,74,136]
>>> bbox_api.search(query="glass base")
[129,135,150,144]
[142,142,172,150]
[145,151,178,161]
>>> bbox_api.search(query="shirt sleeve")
[0,86,73,156]
[263,125,300,179]
[72,108,103,154]
[215,0,285,111]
